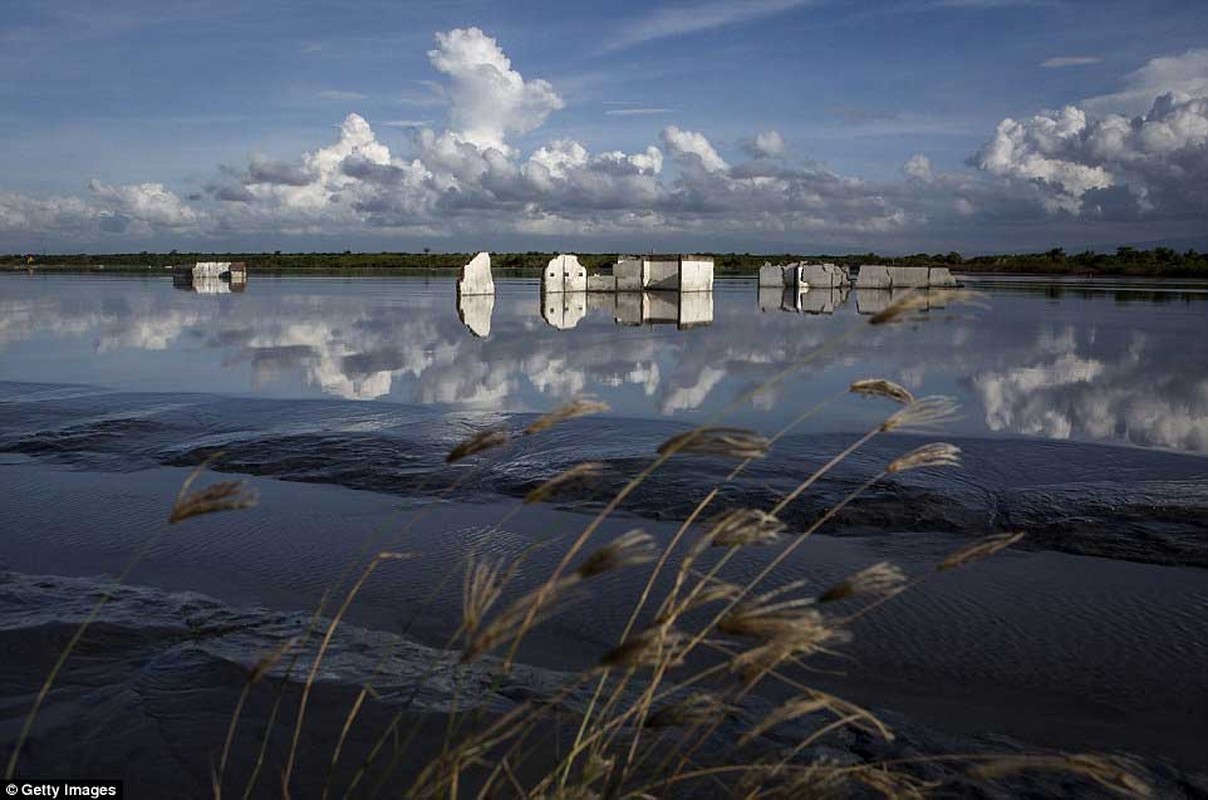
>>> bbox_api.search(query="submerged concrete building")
[457,252,495,296]
[172,261,247,292]
[611,255,714,293]
[854,265,957,289]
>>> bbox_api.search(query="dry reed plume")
[168,453,258,523]
[849,378,914,405]
[447,427,510,462]
[657,427,771,459]
[525,398,611,435]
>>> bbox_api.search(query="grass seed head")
[646,692,729,728]
[168,479,258,524]
[462,556,508,636]
[446,428,509,463]
[657,427,771,460]
[706,508,787,547]
[818,562,907,603]
[869,288,984,325]
[577,529,656,578]
[727,610,850,680]
[599,626,686,670]
[970,754,1150,798]
[938,531,1024,571]
[881,395,959,433]
[849,378,915,405]
[525,398,610,435]
[887,442,962,473]
[461,576,579,662]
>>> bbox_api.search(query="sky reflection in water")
[1,274,1206,453]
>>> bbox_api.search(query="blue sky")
[2,0,1208,253]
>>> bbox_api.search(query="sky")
[2,0,1207,254]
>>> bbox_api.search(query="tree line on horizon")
[5,246,1208,276]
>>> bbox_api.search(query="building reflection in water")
[457,292,495,338]
[854,288,949,315]
[535,290,713,331]
[760,286,850,314]
[172,274,247,294]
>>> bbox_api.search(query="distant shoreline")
[4,247,1208,277]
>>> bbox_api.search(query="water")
[2,273,1206,451]
[2,272,1208,790]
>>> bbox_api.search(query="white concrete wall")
[759,263,789,287]
[615,258,645,292]
[889,266,931,288]
[587,274,617,292]
[855,265,892,289]
[678,291,714,329]
[193,261,231,279]
[457,293,494,337]
[542,254,588,293]
[929,267,957,287]
[679,256,714,292]
[457,252,494,296]
[644,259,680,290]
[799,262,848,288]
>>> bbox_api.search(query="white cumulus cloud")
[428,27,563,151]
[973,92,1208,215]
[661,126,729,173]
[743,130,786,159]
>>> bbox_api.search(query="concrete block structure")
[929,267,958,287]
[679,256,714,292]
[855,264,958,289]
[759,263,788,288]
[797,262,849,289]
[615,258,645,292]
[542,254,588,293]
[891,266,931,288]
[644,259,681,291]
[587,274,616,292]
[855,264,892,289]
[457,252,494,296]
[173,261,247,292]
[610,255,714,292]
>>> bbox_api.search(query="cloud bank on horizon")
[2,26,1208,252]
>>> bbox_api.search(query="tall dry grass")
[4,288,1151,799]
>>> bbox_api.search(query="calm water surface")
[2,273,1206,452]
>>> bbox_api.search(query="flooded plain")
[1,273,1207,795]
